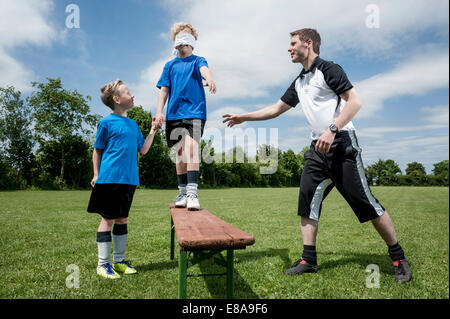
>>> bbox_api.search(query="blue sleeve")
[197,57,208,70]
[136,124,145,151]
[94,121,108,149]
[156,62,171,88]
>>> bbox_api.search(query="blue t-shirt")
[94,114,145,185]
[156,55,208,121]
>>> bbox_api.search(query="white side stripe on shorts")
[348,130,384,217]
[309,178,333,221]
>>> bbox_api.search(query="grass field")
[0,187,448,299]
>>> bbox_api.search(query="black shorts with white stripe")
[298,130,385,223]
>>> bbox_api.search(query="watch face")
[330,124,338,133]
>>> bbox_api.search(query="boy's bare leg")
[184,135,201,209]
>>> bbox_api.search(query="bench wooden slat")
[170,204,255,251]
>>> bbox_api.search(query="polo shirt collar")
[300,56,321,78]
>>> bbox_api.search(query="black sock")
[177,173,187,186]
[388,242,405,261]
[302,245,317,265]
[187,170,199,184]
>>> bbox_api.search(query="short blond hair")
[170,22,198,41]
[100,79,123,110]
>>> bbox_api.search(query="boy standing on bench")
[154,22,216,210]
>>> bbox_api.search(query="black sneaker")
[393,259,412,282]
[284,259,318,275]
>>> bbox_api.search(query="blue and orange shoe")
[393,259,412,282]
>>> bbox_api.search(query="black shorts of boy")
[165,118,206,148]
[298,130,385,223]
[87,184,136,219]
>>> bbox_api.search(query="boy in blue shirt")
[155,23,216,210]
[87,79,157,279]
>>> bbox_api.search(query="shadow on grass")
[136,248,291,299]
[318,251,394,274]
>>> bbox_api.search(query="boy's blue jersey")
[157,55,208,120]
[94,114,145,185]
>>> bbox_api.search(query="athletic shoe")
[174,193,187,208]
[284,259,319,275]
[187,193,200,210]
[113,260,137,275]
[97,263,120,279]
[393,259,412,282]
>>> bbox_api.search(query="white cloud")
[420,105,449,126]
[355,50,449,118]
[134,0,449,110]
[0,0,59,92]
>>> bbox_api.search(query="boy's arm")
[222,99,292,127]
[139,119,158,155]
[91,148,103,187]
[155,87,169,128]
[200,66,216,94]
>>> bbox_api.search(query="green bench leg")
[178,250,187,299]
[170,217,175,260]
[227,249,234,298]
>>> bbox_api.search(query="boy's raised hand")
[204,80,216,94]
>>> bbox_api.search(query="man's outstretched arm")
[222,99,292,127]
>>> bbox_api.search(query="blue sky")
[0,0,448,173]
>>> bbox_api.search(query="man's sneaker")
[187,193,200,210]
[284,259,318,275]
[113,260,137,275]
[97,263,121,279]
[393,259,412,282]
[174,193,187,208]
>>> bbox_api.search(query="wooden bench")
[170,204,255,298]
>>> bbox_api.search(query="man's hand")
[315,128,336,153]
[222,114,244,127]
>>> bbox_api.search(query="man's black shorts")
[165,118,205,148]
[298,130,385,223]
[87,183,136,220]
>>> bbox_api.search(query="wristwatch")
[329,123,339,134]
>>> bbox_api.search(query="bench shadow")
[136,248,291,299]
[198,248,291,299]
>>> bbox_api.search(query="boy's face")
[176,27,194,54]
[114,84,134,109]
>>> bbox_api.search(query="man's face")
[288,35,310,63]
[116,84,134,109]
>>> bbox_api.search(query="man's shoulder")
[314,57,345,73]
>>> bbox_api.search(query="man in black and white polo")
[223,28,411,282]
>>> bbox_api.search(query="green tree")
[433,160,449,180]
[368,159,402,185]
[405,162,426,176]
[0,86,36,185]
[28,78,99,181]
[127,106,176,188]
[36,135,92,188]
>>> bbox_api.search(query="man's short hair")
[100,79,123,110]
[290,28,321,55]
[171,22,198,41]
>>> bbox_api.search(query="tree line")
[0,78,448,190]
